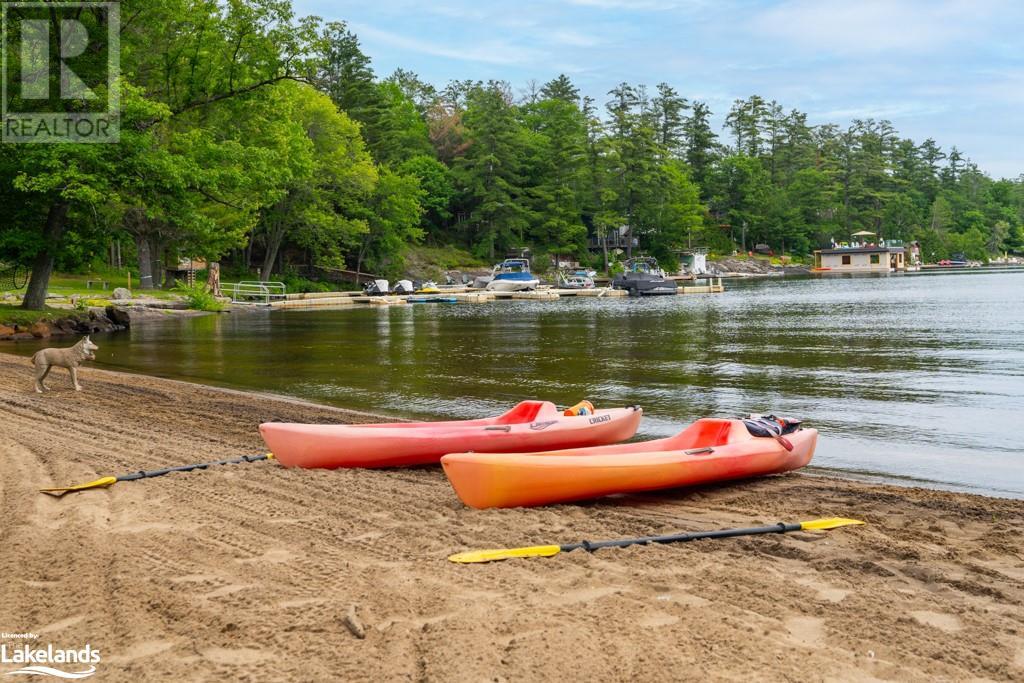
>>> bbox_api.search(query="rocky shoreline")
[709,257,812,277]
[0,305,130,341]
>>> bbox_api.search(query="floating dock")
[266,280,724,309]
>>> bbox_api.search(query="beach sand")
[0,352,1022,681]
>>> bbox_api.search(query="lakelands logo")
[1,2,120,143]
[1,641,100,679]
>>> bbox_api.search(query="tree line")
[2,1,1022,309]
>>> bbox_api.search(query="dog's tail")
[30,350,40,364]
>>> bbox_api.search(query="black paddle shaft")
[563,522,803,553]
[116,454,271,482]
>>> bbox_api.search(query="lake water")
[8,270,1024,497]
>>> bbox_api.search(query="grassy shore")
[0,352,1021,681]
[0,303,76,327]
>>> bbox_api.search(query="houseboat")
[813,234,907,273]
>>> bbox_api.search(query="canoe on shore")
[441,418,816,509]
[260,401,643,469]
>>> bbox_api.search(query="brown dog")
[32,335,99,393]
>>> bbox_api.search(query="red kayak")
[441,417,816,508]
[260,401,643,469]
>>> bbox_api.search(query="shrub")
[173,282,224,311]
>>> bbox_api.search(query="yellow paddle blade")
[448,545,562,564]
[800,518,865,531]
[39,476,119,497]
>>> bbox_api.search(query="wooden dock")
[266,280,723,309]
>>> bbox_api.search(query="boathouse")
[813,245,906,272]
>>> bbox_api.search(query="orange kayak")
[260,401,642,469]
[441,418,816,508]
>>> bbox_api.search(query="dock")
[263,279,724,309]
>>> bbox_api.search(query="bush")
[173,282,224,311]
[280,274,336,293]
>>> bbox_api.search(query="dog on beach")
[32,336,99,393]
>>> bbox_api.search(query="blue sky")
[294,0,1023,179]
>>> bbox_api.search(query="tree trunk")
[261,225,285,280]
[153,239,167,289]
[245,230,257,270]
[356,235,370,277]
[135,234,155,289]
[206,262,221,296]
[21,200,70,310]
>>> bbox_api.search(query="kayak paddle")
[448,518,865,564]
[40,453,274,497]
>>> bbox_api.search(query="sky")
[294,0,1024,179]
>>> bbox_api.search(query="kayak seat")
[494,401,554,424]
[668,419,735,450]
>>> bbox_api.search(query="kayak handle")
[684,447,715,455]
[484,426,513,432]
[773,435,794,452]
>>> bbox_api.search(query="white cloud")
[749,0,1005,55]
[349,23,544,66]
[562,0,683,9]
[817,102,951,120]
[549,29,602,47]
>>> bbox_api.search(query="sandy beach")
[0,351,1022,681]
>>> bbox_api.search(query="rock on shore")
[0,307,129,341]
[710,257,811,277]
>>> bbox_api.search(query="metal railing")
[223,281,287,304]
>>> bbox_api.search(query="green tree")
[453,82,532,258]
[252,83,377,278]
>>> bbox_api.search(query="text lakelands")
[0,644,101,664]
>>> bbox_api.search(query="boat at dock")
[442,416,815,508]
[558,270,595,289]
[612,257,678,296]
[363,279,389,295]
[485,259,540,292]
[260,401,642,468]
[414,281,441,294]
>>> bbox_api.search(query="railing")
[587,234,636,250]
[223,281,287,304]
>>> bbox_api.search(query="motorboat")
[612,257,678,296]
[392,280,415,295]
[485,259,540,292]
[363,279,389,296]
[558,270,595,289]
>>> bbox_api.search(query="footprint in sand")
[202,648,273,666]
[910,610,962,633]
[785,616,826,647]
[793,577,850,604]
[107,640,178,663]
[236,548,295,564]
[817,587,850,603]
[639,614,680,628]
[37,615,85,634]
